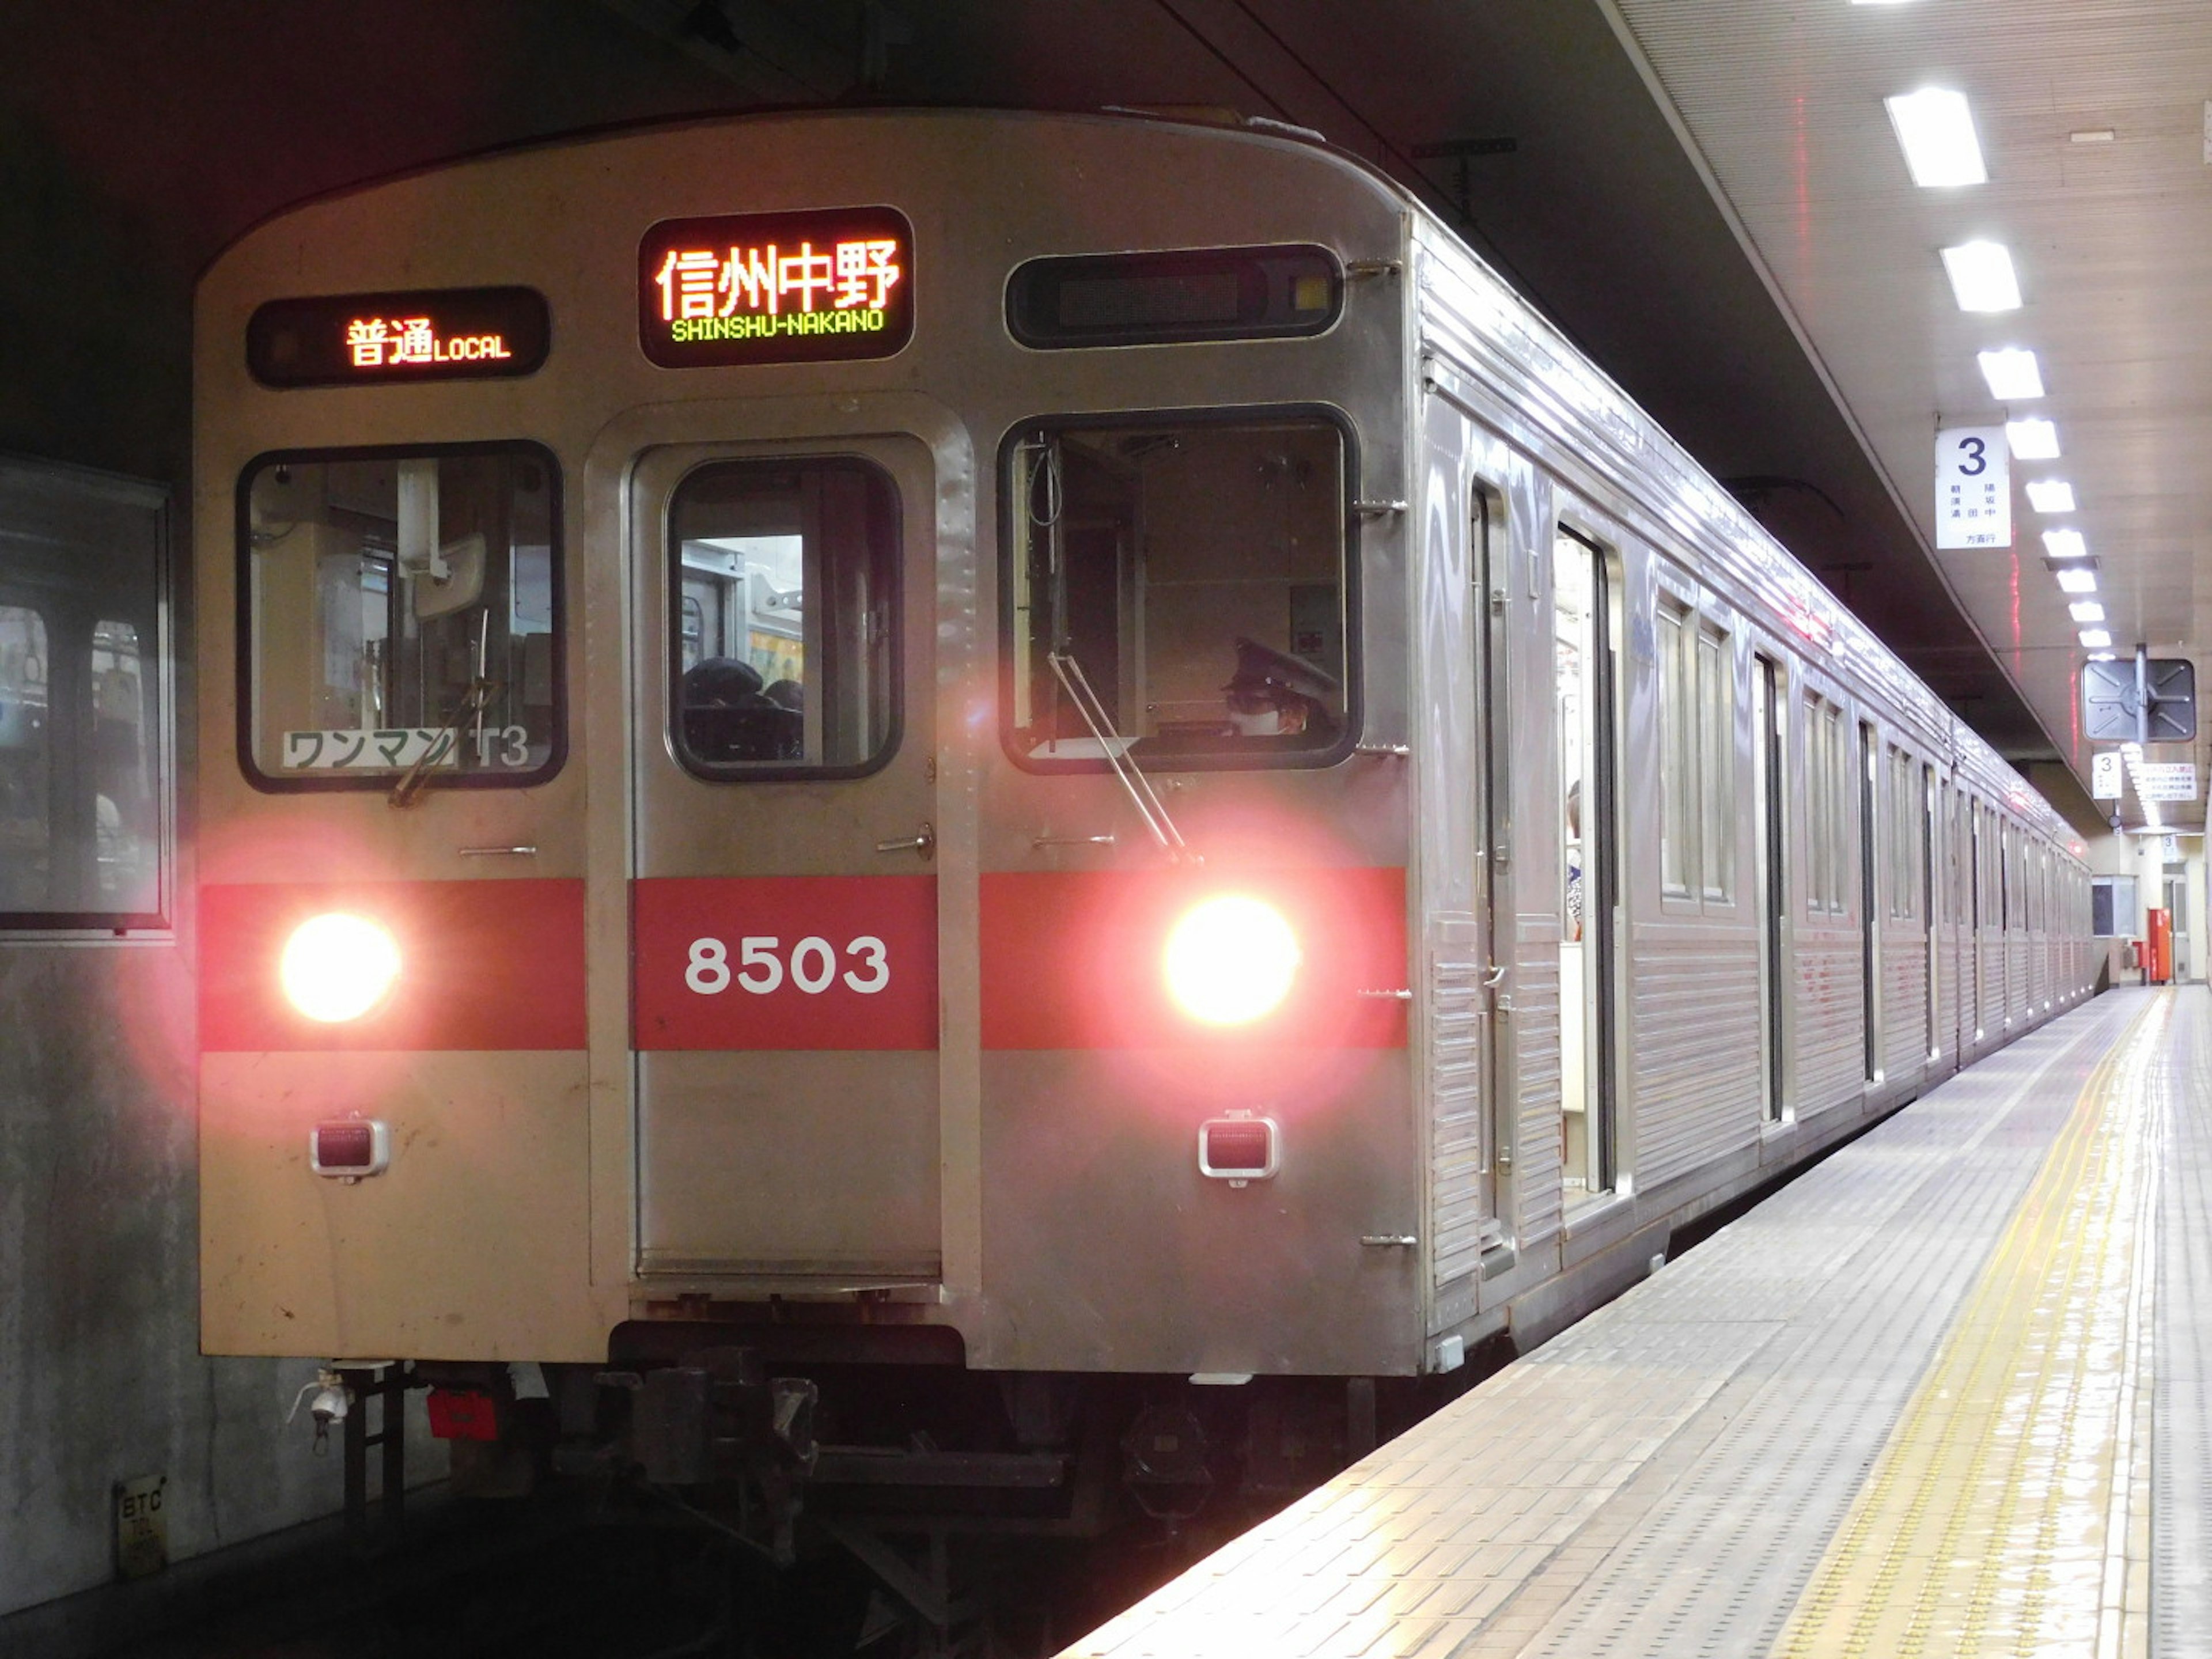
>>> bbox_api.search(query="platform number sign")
[1936,425,2010,550]
[2091,751,2124,801]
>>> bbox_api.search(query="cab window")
[240,445,560,789]
[668,456,899,778]
[1004,413,1352,768]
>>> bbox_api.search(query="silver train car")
[194,108,2093,1536]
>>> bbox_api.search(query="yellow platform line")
[1771,995,2169,1659]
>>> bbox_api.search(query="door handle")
[875,822,935,861]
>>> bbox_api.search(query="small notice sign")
[2090,751,2124,800]
[115,1474,167,1580]
[1936,426,2010,549]
[2133,762,2198,802]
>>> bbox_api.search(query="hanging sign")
[638,206,914,369]
[248,288,550,387]
[2131,762,2198,802]
[1934,425,2010,549]
[2083,657,2198,743]
[2090,750,2123,800]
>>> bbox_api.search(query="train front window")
[668,456,899,777]
[1005,415,1350,768]
[240,445,561,790]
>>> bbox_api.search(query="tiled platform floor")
[1066,987,2206,1659]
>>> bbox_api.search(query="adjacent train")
[194,108,2094,1555]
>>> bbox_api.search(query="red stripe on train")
[199,880,587,1052]
[979,867,1408,1050]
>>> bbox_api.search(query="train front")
[194,109,1426,1527]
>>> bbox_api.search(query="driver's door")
[630,434,939,1282]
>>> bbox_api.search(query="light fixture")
[1885,89,1988,186]
[1976,347,2043,400]
[1162,895,1302,1025]
[2025,479,2075,513]
[2069,600,2105,623]
[2069,128,2116,144]
[1942,241,2022,311]
[2088,651,2118,662]
[2079,628,2113,649]
[2041,528,2088,560]
[280,913,403,1023]
[2006,418,2061,459]
[2054,566,2097,594]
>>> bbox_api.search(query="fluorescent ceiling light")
[2025,479,2075,513]
[2088,650,2117,661]
[2006,418,2061,459]
[1887,89,1988,187]
[2042,528,2088,560]
[1977,347,2043,400]
[1942,241,2022,311]
[2079,628,2113,649]
[2069,600,2106,623]
[2055,566,2097,594]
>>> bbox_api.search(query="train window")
[1656,601,1733,903]
[1802,694,1828,912]
[0,605,53,911]
[240,444,562,791]
[0,456,169,930]
[1657,602,1694,895]
[668,456,898,778]
[1006,245,1341,349]
[1888,748,1917,918]
[1802,694,1848,915]
[1003,414,1350,769]
[1698,623,1732,902]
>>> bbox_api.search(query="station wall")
[0,3,752,1618]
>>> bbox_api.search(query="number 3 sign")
[635,876,937,1050]
[1935,425,2010,550]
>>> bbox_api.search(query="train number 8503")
[685,935,891,996]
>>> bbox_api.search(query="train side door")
[629,437,941,1282]
[1554,528,1617,1202]
[1858,720,1880,1083]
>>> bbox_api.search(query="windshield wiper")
[1047,648,1197,865]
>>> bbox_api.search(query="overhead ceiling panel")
[1604,0,2212,825]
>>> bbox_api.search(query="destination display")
[1007,244,1342,349]
[638,207,914,368]
[247,287,550,387]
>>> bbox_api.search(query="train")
[194,106,2094,1583]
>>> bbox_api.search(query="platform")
[1065,986,2209,1659]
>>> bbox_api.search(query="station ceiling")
[9,0,2202,828]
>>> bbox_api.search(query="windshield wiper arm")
[1047,649,1198,864]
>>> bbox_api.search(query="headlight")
[1163,895,1301,1025]
[279,913,402,1023]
